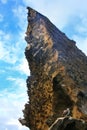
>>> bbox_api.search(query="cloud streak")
[0,0,8,4]
[0,77,28,130]
[0,1,29,130]
[12,5,27,31]
[0,30,19,64]
[15,58,30,76]
[0,28,30,75]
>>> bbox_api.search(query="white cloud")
[0,77,28,130]
[0,29,30,77]
[12,5,27,31]
[7,76,27,89]
[7,77,17,81]
[15,58,30,76]
[0,30,18,64]
[6,118,28,130]
[0,40,18,64]
[0,0,7,4]
[0,30,10,41]
[0,29,26,64]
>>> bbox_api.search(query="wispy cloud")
[15,58,30,76]
[0,28,30,73]
[0,77,28,130]
[0,0,8,4]
[0,12,29,75]
[0,30,11,41]
[6,118,28,130]
[0,41,18,64]
[12,5,27,31]
[0,30,19,64]
[7,76,26,89]
[0,1,29,130]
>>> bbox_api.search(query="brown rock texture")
[20,7,87,130]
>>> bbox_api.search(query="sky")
[0,0,87,130]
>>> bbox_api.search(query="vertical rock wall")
[20,7,87,130]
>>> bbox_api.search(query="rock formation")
[19,7,87,130]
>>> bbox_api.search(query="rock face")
[20,7,87,130]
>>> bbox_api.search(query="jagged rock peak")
[20,7,87,130]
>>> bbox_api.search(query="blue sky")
[0,0,87,130]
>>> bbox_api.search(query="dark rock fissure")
[53,75,73,116]
[64,122,78,130]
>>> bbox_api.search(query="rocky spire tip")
[26,7,37,18]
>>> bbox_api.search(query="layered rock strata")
[20,7,87,130]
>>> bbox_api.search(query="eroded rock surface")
[20,7,87,130]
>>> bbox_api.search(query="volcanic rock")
[20,7,87,130]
